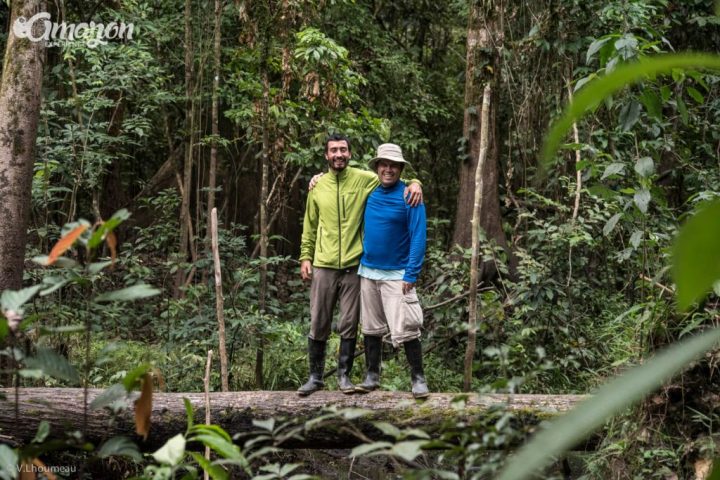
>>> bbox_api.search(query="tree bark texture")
[0,388,587,450]
[0,0,46,292]
[452,4,508,264]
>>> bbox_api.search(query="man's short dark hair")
[324,133,351,153]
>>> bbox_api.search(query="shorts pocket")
[402,291,423,332]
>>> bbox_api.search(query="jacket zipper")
[337,176,342,268]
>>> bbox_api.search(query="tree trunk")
[452,3,508,273]
[0,0,46,292]
[0,388,586,450]
[175,0,195,297]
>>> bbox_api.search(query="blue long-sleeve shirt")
[360,180,427,283]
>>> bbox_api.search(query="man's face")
[376,159,403,188]
[325,140,351,172]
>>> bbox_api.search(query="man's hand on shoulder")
[404,182,423,207]
[308,172,324,191]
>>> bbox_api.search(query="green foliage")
[673,199,720,310]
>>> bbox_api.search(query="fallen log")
[0,388,587,450]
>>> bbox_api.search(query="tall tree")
[0,0,46,291]
[452,1,508,268]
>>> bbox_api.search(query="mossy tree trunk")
[0,388,587,450]
[0,0,46,292]
[452,2,508,275]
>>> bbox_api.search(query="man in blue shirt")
[355,143,429,398]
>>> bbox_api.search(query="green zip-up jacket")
[300,167,379,269]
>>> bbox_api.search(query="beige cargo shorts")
[360,277,423,347]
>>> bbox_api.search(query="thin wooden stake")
[464,83,492,392]
[203,350,213,480]
[211,209,229,392]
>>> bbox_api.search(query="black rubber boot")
[404,339,429,399]
[337,337,357,394]
[356,335,382,393]
[297,338,326,396]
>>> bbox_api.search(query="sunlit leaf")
[152,433,186,466]
[634,189,651,214]
[1,285,42,316]
[350,441,393,457]
[47,224,88,265]
[672,200,720,310]
[634,157,655,178]
[601,162,625,180]
[543,54,720,166]
[94,284,160,303]
[135,374,153,440]
[496,328,720,480]
[391,440,426,462]
[0,444,16,480]
[603,213,623,237]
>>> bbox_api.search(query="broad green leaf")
[32,421,50,443]
[634,189,652,214]
[672,200,720,310]
[619,101,641,131]
[497,328,720,480]
[152,433,186,466]
[122,363,152,391]
[372,422,402,439]
[586,37,612,64]
[542,54,720,165]
[1,285,42,314]
[634,157,655,178]
[603,213,623,236]
[601,162,625,180]
[183,398,194,430]
[90,384,128,410]
[192,434,241,459]
[252,418,275,431]
[39,276,69,296]
[88,261,113,275]
[390,440,426,462]
[0,318,7,342]
[339,407,371,419]
[350,441,393,457]
[32,255,79,268]
[97,436,142,463]
[25,347,80,384]
[639,89,662,119]
[677,97,689,125]
[0,444,17,480]
[189,452,228,480]
[94,284,160,303]
[189,424,232,443]
[687,86,705,103]
[629,230,644,249]
[87,209,130,249]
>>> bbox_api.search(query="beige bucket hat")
[368,143,411,170]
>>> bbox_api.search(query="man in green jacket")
[297,134,423,396]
